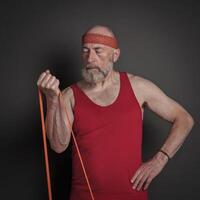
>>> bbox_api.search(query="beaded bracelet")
[159,149,171,161]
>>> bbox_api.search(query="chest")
[84,83,120,107]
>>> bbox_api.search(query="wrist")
[154,151,169,165]
[46,95,59,108]
[159,149,171,161]
[45,89,61,103]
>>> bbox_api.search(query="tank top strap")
[120,71,142,111]
[119,71,133,99]
[70,82,89,105]
[69,83,78,95]
[69,83,77,99]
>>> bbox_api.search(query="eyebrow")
[82,46,104,50]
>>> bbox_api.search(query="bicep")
[138,77,187,123]
[61,87,74,127]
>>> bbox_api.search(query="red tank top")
[69,71,148,200]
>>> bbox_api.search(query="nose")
[87,50,96,63]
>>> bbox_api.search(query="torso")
[69,71,148,199]
[68,71,145,120]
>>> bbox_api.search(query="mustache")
[85,65,101,71]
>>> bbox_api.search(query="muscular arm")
[45,86,74,153]
[130,75,195,190]
[134,75,195,160]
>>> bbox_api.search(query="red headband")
[82,33,119,49]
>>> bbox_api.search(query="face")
[81,43,115,84]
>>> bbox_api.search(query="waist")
[71,156,142,192]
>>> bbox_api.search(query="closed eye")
[82,47,89,53]
[94,47,103,53]
[82,47,104,54]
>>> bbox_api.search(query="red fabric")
[69,71,148,200]
[82,33,119,49]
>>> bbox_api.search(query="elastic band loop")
[38,87,95,200]
[38,88,53,200]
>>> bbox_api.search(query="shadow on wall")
[142,108,171,161]
[40,41,81,88]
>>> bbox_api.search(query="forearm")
[45,96,71,152]
[45,97,57,140]
[156,113,194,160]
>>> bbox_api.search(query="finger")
[41,74,52,87]
[131,168,141,184]
[137,172,149,191]
[53,81,60,96]
[46,76,56,88]
[46,69,50,73]
[132,170,144,189]
[143,176,153,190]
[51,79,60,91]
[37,72,47,86]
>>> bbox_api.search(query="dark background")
[0,0,199,199]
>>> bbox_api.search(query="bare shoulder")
[126,72,154,89]
[126,72,163,100]
[126,72,171,107]
[131,73,173,104]
[61,85,75,109]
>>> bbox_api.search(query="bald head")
[81,25,121,84]
[84,25,116,38]
[82,25,119,49]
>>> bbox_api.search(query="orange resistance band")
[82,33,119,49]
[38,87,95,200]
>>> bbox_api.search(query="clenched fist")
[37,69,61,101]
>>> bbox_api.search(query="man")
[37,25,194,200]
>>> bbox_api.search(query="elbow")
[181,111,195,130]
[54,147,66,154]
[50,142,68,154]
[186,114,195,129]
[53,145,67,154]
[174,109,195,130]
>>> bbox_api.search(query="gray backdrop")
[0,0,199,199]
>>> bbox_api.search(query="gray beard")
[81,62,113,84]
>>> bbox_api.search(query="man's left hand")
[130,153,168,191]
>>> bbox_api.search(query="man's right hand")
[37,69,61,101]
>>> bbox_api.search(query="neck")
[84,69,118,91]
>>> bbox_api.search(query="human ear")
[113,48,120,62]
